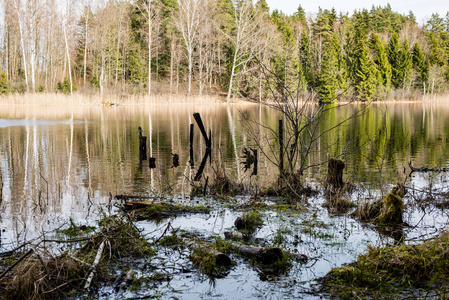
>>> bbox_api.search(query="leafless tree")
[173,0,203,95]
[220,0,273,102]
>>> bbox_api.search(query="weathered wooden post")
[149,157,156,169]
[138,126,147,158]
[189,123,194,167]
[279,119,284,175]
[251,148,258,176]
[193,113,212,181]
[172,153,179,168]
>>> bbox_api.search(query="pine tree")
[412,43,429,85]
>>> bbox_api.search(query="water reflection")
[1,101,449,247]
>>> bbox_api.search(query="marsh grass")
[321,232,449,298]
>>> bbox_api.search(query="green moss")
[321,233,449,298]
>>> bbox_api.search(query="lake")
[1,101,449,298]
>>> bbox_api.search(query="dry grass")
[0,92,233,106]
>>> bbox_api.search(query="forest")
[1,0,449,102]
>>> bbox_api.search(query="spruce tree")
[388,33,412,88]
[412,43,429,85]
[428,32,445,66]
[354,34,375,101]
[299,33,313,86]
[370,33,392,91]
[316,41,338,103]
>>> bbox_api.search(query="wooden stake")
[279,119,284,175]
[189,123,194,167]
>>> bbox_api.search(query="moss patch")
[321,233,449,298]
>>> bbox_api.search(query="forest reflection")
[1,101,449,246]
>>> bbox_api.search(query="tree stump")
[326,158,345,189]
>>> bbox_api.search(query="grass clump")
[234,211,263,232]
[321,233,449,298]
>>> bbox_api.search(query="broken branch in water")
[409,161,449,173]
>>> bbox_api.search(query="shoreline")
[0,92,448,106]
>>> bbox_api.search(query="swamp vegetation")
[2,102,449,298]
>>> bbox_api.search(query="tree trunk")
[83,9,89,87]
[63,22,73,95]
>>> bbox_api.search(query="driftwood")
[84,239,106,291]
[115,194,157,201]
[409,161,449,173]
[122,200,157,210]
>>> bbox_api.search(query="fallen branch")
[84,239,106,291]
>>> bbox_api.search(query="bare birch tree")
[13,0,29,91]
[222,0,272,102]
[173,0,203,95]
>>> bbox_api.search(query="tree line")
[1,0,449,102]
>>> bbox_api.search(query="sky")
[264,0,448,25]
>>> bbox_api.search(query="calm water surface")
[1,101,449,298]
